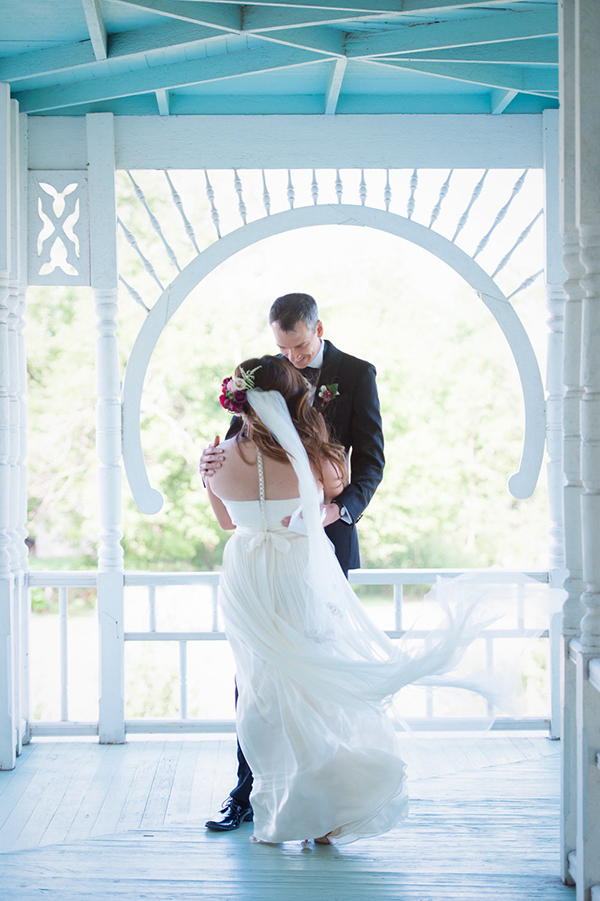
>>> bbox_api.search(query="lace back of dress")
[256,449,269,531]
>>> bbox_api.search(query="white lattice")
[27,171,90,286]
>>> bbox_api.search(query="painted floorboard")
[0,735,573,900]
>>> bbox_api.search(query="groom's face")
[271,319,324,369]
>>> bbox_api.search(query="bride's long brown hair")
[234,355,347,484]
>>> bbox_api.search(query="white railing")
[27,568,556,738]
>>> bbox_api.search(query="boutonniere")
[318,383,339,406]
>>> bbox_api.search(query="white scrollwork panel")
[27,170,90,286]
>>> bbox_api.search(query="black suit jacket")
[226,341,385,574]
[314,340,384,573]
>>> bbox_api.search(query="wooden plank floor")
[0,735,574,900]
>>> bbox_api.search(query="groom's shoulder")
[326,341,376,376]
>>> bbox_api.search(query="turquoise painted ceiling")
[0,0,559,116]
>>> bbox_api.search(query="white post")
[0,83,16,770]
[574,1,600,897]
[87,113,125,744]
[543,109,567,741]
[17,112,29,745]
[559,0,584,881]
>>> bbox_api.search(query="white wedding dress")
[216,390,526,845]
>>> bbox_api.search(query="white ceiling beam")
[113,0,509,18]
[81,0,108,61]
[113,0,344,55]
[155,88,170,114]
[324,57,347,113]
[491,88,518,115]
[388,38,558,66]
[347,9,558,58]
[13,45,326,113]
[373,59,558,97]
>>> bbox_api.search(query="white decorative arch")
[122,203,546,515]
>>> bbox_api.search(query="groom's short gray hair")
[269,293,319,333]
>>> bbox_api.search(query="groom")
[201,292,385,829]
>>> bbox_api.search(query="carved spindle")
[359,169,367,207]
[164,170,199,255]
[407,169,418,220]
[452,169,489,243]
[491,209,543,279]
[429,169,453,229]
[261,170,271,216]
[311,170,319,205]
[287,170,295,209]
[506,269,544,300]
[473,169,528,259]
[384,169,392,212]
[335,169,343,204]
[204,171,221,239]
[233,169,247,226]
[119,275,150,313]
[126,171,180,272]
[117,218,164,290]
[579,222,600,654]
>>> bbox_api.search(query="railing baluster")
[212,584,219,632]
[204,170,222,239]
[287,170,295,209]
[59,587,68,722]
[359,169,367,207]
[425,687,434,719]
[261,170,271,216]
[148,585,156,632]
[118,275,150,313]
[179,641,188,720]
[233,169,247,225]
[473,169,529,260]
[164,170,200,255]
[407,169,419,220]
[311,169,319,205]
[394,583,403,632]
[384,169,392,212]
[429,169,453,229]
[335,169,343,203]
[486,637,495,717]
[126,170,181,271]
[452,170,489,243]
[117,218,164,290]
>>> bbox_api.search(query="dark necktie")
[304,366,321,386]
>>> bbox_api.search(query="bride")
[206,355,489,846]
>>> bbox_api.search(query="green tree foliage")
[26,172,549,575]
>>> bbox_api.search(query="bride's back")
[209,436,306,502]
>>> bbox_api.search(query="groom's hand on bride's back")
[199,436,224,479]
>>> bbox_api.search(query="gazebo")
[0,0,598,897]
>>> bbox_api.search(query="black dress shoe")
[205,798,253,831]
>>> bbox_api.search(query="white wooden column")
[87,113,125,744]
[0,84,17,770]
[559,0,585,881]
[573,1,600,897]
[17,113,29,745]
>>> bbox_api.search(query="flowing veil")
[244,388,536,715]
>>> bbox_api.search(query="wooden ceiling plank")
[13,45,325,113]
[347,9,558,57]
[81,0,108,61]
[387,38,558,66]
[373,58,559,97]
[324,56,347,113]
